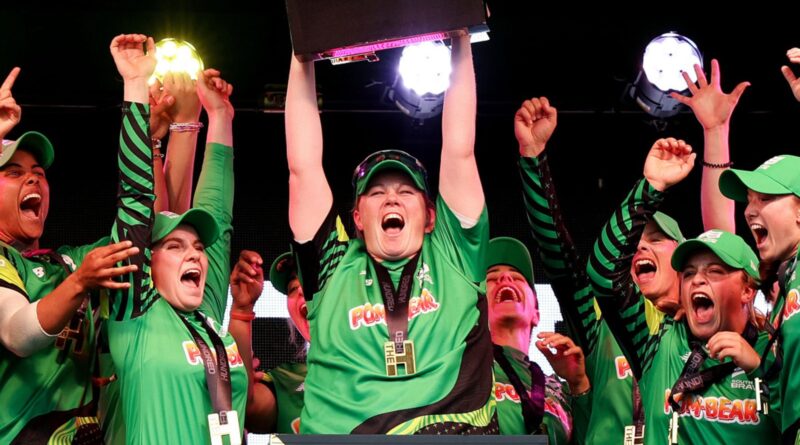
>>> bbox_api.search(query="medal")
[208,410,241,445]
[384,339,416,376]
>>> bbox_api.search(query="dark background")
[3,2,800,363]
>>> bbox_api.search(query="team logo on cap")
[759,156,785,170]
[698,230,723,243]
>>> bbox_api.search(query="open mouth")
[20,193,42,219]
[299,303,308,319]
[634,259,657,282]
[381,212,405,234]
[495,286,520,304]
[750,223,768,248]
[691,292,715,324]
[181,269,201,288]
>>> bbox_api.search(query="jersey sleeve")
[192,142,234,321]
[291,205,350,302]
[109,101,157,322]
[0,250,26,298]
[585,178,666,378]
[431,196,489,283]
[519,154,599,355]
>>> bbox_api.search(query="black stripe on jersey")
[352,287,494,434]
[0,280,29,300]
[122,103,151,146]
[118,151,153,192]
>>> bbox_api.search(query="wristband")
[169,122,204,132]
[230,310,256,321]
[702,160,733,169]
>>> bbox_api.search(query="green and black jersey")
[520,154,638,444]
[105,102,246,445]
[493,345,572,443]
[262,361,307,434]
[0,237,109,443]
[770,248,800,439]
[293,197,495,434]
[587,178,781,444]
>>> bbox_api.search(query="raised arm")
[439,34,483,220]
[781,47,800,103]
[192,69,235,320]
[0,67,21,139]
[161,71,203,213]
[671,59,748,233]
[108,33,158,321]
[586,138,695,378]
[286,56,332,241]
[515,97,597,351]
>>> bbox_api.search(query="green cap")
[0,131,55,169]
[719,155,800,202]
[269,252,296,295]
[671,229,760,282]
[152,209,220,247]
[486,237,535,286]
[653,211,685,243]
[352,150,429,197]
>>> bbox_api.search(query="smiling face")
[352,170,435,262]
[0,150,50,248]
[631,221,680,307]
[745,190,800,264]
[486,264,539,331]
[286,276,310,342]
[680,250,756,341]
[151,225,208,312]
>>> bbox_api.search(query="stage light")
[150,38,204,85]
[385,41,451,121]
[629,32,703,118]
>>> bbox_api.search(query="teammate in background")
[486,236,586,442]
[104,33,247,444]
[588,138,780,443]
[715,48,800,444]
[233,251,308,435]
[0,67,140,442]
[285,33,496,433]
[515,97,688,444]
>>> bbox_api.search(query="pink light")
[323,31,451,59]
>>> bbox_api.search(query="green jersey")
[106,103,246,445]
[520,155,640,444]
[770,248,800,438]
[294,197,495,434]
[493,345,572,443]
[263,362,307,434]
[0,237,108,443]
[99,141,236,445]
[587,178,781,444]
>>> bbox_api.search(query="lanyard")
[492,345,545,434]
[668,323,758,412]
[177,311,232,415]
[371,254,420,376]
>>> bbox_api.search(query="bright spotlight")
[150,38,204,85]
[398,41,452,95]
[630,32,703,118]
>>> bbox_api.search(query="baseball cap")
[653,211,685,243]
[671,229,760,282]
[352,150,429,197]
[0,131,54,169]
[152,208,220,247]
[719,155,800,202]
[486,237,535,286]
[269,252,297,295]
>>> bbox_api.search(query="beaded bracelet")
[702,160,733,169]
[169,122,204,132]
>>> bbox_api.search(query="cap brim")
[653,212,685,243]
[671,240,741,273]
[0,131,54,169]
[486,237,534,286]
[153,208,220,247]
[356,159,426,195]
[269,252,295,295]
[719,169,792,202]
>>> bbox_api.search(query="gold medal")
[384,340,416,376]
